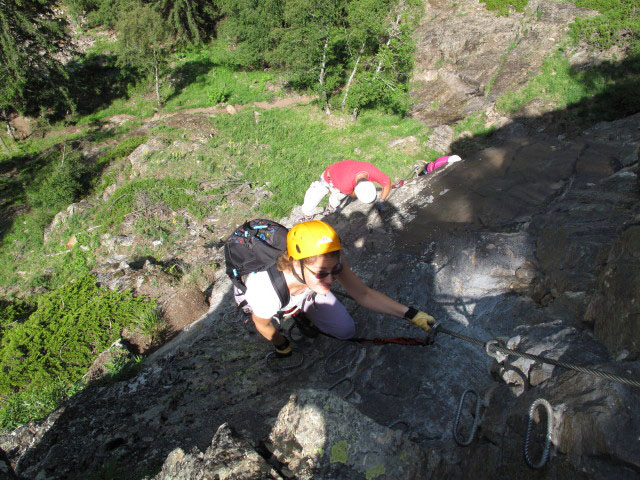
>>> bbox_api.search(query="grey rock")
[153,423,278,480]
[268,389,438,479]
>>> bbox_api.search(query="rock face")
[268,389,438,479]
[3,4,640,479]
[4,111,638,480]
[586,224,640,360]
[410,0,597,127]
[153,423,277,480]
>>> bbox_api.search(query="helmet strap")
[290,258,306,285]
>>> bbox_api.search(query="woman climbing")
[238,220,436,357]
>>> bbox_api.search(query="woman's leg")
[302,292,355,339]
[327,187,347,210]
[301,180,330,216]
[426,154,461,173]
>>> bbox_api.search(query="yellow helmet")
[287,220,342,260]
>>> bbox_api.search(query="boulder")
[268,389,438,479]
[154,423,278,480]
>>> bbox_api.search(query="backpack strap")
[267,265,290,312]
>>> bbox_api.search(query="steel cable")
[437,326,640,389]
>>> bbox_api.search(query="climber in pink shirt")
[301,160,391,218]
[420,154,461,175]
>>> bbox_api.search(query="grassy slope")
[0,39,442,430]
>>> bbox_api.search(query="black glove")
[274,336,293,358]
[375,200,387,213]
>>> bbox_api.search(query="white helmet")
[354,180,377,204]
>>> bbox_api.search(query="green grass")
[208,107,437,218]
[0,134,147,294]
[570,0,640,53]
[491,0,640,125]
[454,113,495,138]
[0,275,155,431]
[481,0,528,16]
[496,50,640,122]
[0,379,81,432]
[480,0,640,54]
[69,40,281,125]
[497,53,585,114]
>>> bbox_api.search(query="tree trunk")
[2,109,15,141]
[341,41,365,109]
[318,36,331,116]
[0,133,9,152]
[154,56,161,108]
[318,36,329,87]
[375,13,401,75]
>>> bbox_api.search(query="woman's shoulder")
[245,270,273,289]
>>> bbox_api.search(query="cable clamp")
[426,321,441,345]
[485,339,508,363]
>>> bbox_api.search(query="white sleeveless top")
[243,271,309,319]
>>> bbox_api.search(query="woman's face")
[297,255,342,295]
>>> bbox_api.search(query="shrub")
[0,299,35,338]
[569,0,640,53]
[25,148,86,213]
[0,275,155,428]
[0,380,71,431]
[207,85,231,105]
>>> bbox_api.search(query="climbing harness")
[524,398,554,469]
[287,310,321,340]
[452,389,482,446]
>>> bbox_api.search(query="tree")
[156,0,221,45]
[343,0,422,118]
[268,0,347,114]
[217,0,285,68]
[340,0,391,110]
[0,0,73,137]
[115,4,171,107]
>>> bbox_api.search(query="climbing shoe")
[274,336,293,358]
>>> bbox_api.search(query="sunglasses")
[302,261,343,279]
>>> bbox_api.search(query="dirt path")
[146,93,316,122]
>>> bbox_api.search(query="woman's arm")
[379,182,391,201]
[336,259,409,318]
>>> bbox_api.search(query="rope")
[436,326,640,389]
[391,164,421,189]
[524,398,553,469]
[350,336,429,346]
